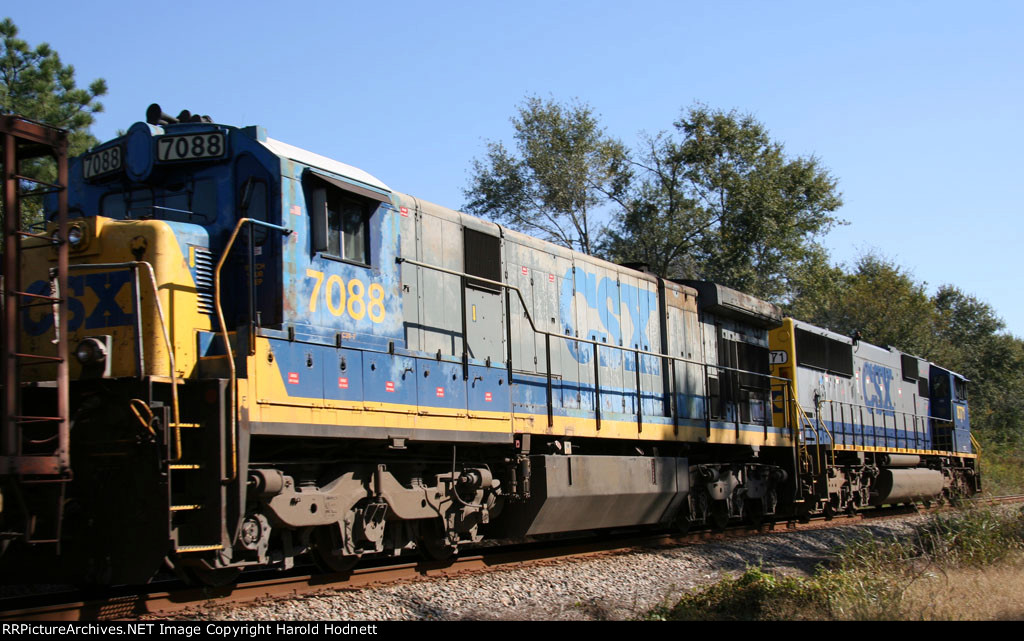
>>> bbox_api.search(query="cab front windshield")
[98,178,217,224]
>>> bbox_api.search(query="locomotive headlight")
[53,224,87,250]
[75,337,107,364]
[67,224,85,248]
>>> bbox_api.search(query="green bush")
[645,567,830,621]
[646,506,1024,621]
[977,440,1024,496]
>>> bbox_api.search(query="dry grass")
[646,506,1024,621]
[893,554,1024,620]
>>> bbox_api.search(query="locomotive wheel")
[311,526,359,574]
[746,499,764,529]
[710,502,729,531]
[822,501,835,521]
[419,520,456,562]
[674,509,692,535]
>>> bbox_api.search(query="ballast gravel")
[162,515,928,621]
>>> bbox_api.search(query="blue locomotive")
[0,107,978,584]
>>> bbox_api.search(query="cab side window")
[954,378,968,402]
[309,173,387,267]
[324,191,369,264]
[240,178,268,244]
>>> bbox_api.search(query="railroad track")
[3,494,1022,621]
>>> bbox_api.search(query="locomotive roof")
[789,318,968,379]
[258,136,391,194]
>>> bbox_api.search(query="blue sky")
[9,1,1024,336]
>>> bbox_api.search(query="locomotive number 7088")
[305,269,386,323]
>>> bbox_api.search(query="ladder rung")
[18,187,63,198]
[19,300,62,309]
[11,415,64,423]
[17,243,61,251]
[12,290,60,301]
[168,464,201,470]
[15,230,58,241]
[13,353,64,363]
[170,504,203,512]
[11,173,64,191]
[175,544,224,553]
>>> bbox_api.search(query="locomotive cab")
[929,366,972,454]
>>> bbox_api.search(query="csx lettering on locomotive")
[862,362,895,413]
[22,272,133,334]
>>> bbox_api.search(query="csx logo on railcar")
[22,272,133,335]
[558,267,660,374]
[862,362,895,413]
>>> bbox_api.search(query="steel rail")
[13,496,1023,621]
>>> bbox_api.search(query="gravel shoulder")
[161,515,927,621]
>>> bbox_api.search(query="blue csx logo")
[862,362,895,413]
[558,268,660,374]
[22,272,132,335]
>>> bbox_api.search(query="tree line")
[464,96,1023,449]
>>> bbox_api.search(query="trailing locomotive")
[0,107,979,585]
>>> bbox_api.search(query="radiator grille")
[193,247,215,315]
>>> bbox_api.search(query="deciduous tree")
[463,97,629,255]
[604,105,843,301]
[786,253,940,357]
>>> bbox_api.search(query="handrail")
[68,262,179,458]
[813,399,836,467]
[819,397,944,422]
[214,218,292,482]
[818,397,971,454]
[396,256,789,385]
[788,387,820,467]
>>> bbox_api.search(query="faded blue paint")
[861,362,895,416]
[820,418,938,451]
[559,266,660,374]
[279,161,404,347]
[416,360,466,410]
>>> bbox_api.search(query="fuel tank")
[871,468,944,505]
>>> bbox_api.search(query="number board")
[83,145,123,179]
[156,132,226,162]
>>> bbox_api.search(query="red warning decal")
[400,206,409,217]
[385,381,395,392]
[485,392,493,402]
[521,266,528,276]
[436,387,445,398]
[287,372,299,384]
[338,377,349,389]
[549,273,555,283]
